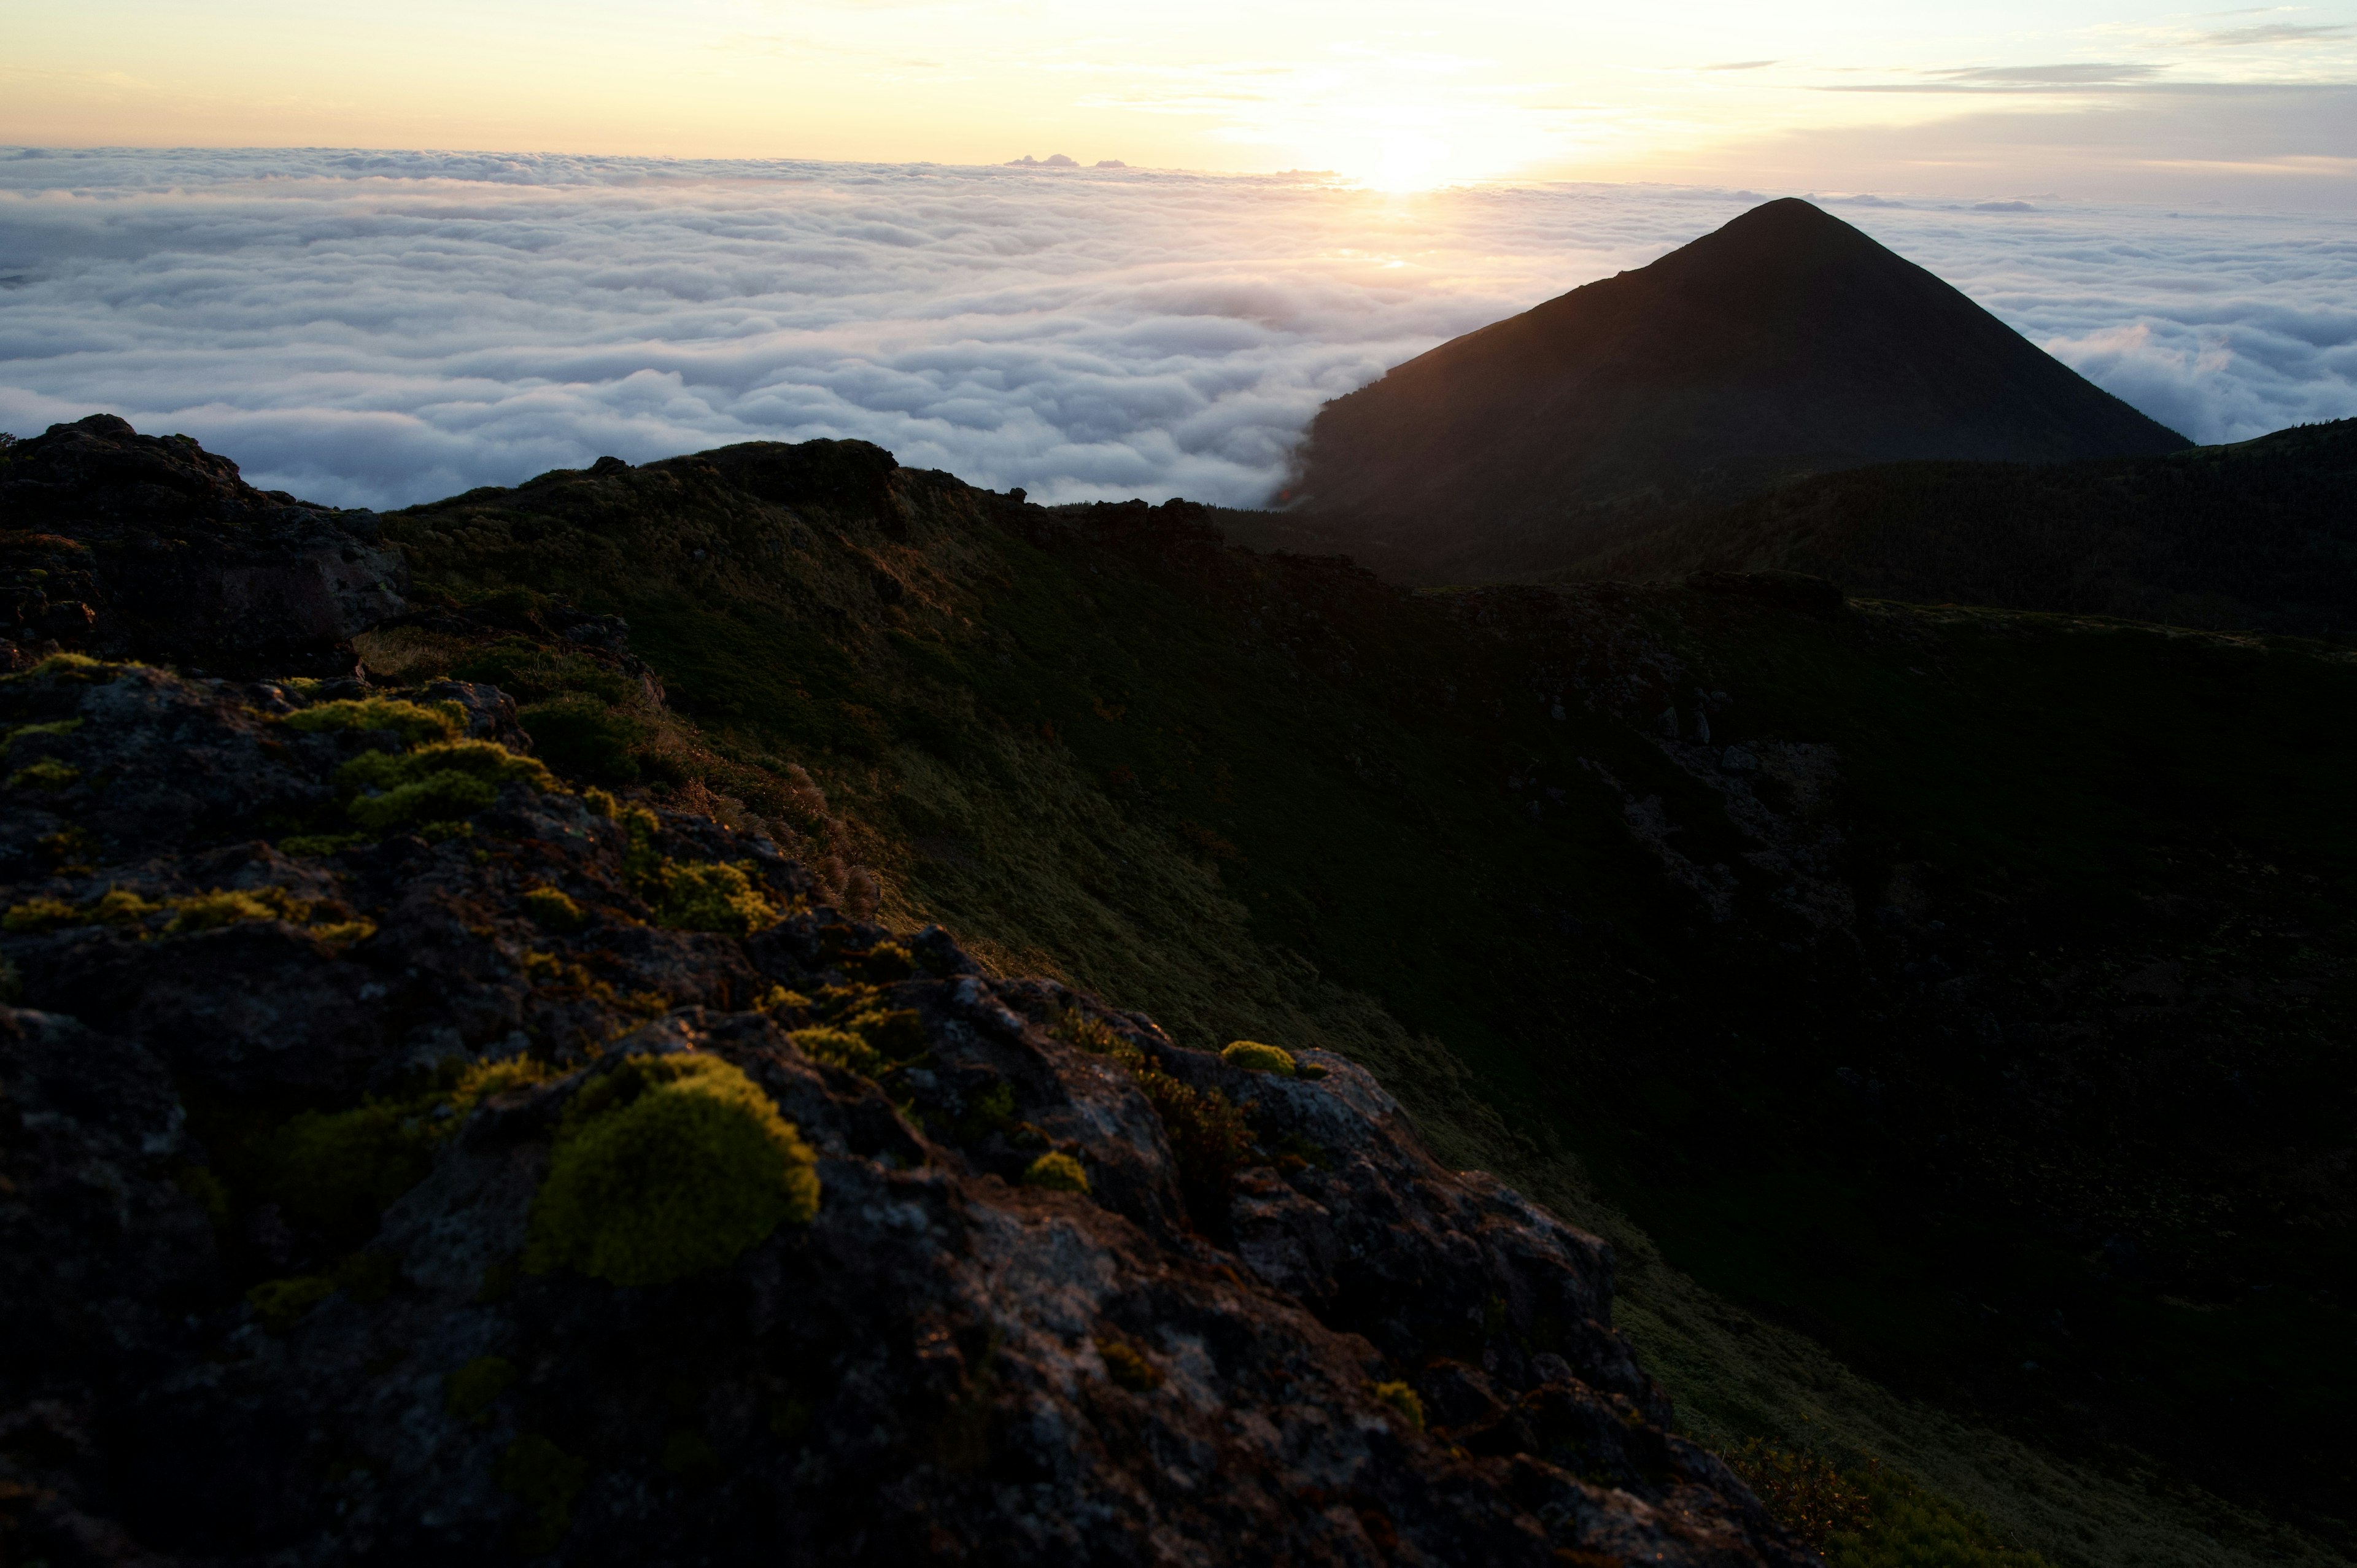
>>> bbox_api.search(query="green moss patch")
[285,697,466,746]
[525,1054,819,1286]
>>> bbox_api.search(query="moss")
[269,1099,441,1243]
[2,897,79,933]
[167,886,308,932]
[1124,1051,1252,1227]
[1096,1337,1164,1391]
[789,1025,889,1078]
[1221,1040,1296,1076]
[7,757,80,791]
[284,697,466,746]
[1371,1380,1425,1431]
[248,1274,336,1334]
[336,739,555,832]
[12,652,112,680]
[1,717,82,752]
[495,1434,588,1554]
[648,859,776,935]
[1022,1151,1090,1194]
[172,1164,231,1224]
[279,832,372,857]
[525,1054,819,1286]
[445,1356,519,1425]
[845,1006,924,1057]
[524,886,589,932]
[582,786,619,819]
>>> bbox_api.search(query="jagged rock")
[0,654,1809,1566]
[0,415,408,676]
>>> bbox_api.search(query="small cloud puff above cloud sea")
[0,149,2349,510]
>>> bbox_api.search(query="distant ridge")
[1290,198,2190,583]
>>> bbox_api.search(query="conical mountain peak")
[1291,199,2188,584]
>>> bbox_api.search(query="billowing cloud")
[0,149,2349,509]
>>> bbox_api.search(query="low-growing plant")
[248,1274,336,1334]
[789,1024,889,1078]
[1372,1380,1425,1431]
[445,1355,519,1425]
[279,832,372,857]
[1221,1040,1296,1076]
[648,859,776,935]
[1023,1151,1091,1194]
[7,757,80,791]
[523,886,589,932]
[2,896,80,933]
[2,717,82,752]
[284,697,465,746]
[168,886,308,932]
[525,1053,819,1286]
[1097,1337,1163,1391]
[336,739,555,833]
[520,693,645,784]
[495,1434,589,1554]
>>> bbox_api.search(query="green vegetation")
[523,885,589,932]
[495,1434,589,1554]
[1021,1151,1090,1194]
[1097,1338,1164,1392]
[1,882,374,947]
[375,442,2357,1566]
[1220,1040,1296,1076]
[1371,1381,1425,1431]
[247,1274,336,1334]
[526,1054,819,1286]
[284,696,465,745]
[446,1356,519,1426]
[336,738,555,833]
[7,756,80,790]
[646,858,775,935]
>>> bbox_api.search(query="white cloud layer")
[0,149,2350,511]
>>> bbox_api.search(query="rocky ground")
[0,415,1809,1566]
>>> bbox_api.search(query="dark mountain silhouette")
[1290,198,2190,583]
[1551,417,2357,638]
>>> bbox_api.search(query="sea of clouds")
[1,147,2351,510]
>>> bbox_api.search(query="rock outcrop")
[0,414,408,676]
[0,657,1809,1564]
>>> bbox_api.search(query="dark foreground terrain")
[5,414,2353,1566]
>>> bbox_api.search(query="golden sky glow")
[4,1,2355,201]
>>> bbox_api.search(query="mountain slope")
[1288,199,2189,584]
[7,416,2353,1567]
[1544,419,2357,639]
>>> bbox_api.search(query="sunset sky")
[8,1,2355,203]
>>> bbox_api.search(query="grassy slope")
[374,448,2354,1567]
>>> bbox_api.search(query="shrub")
[284,697,465,746]
[337,739,555,832]
[524,886,589,932]
[446,1355,519,1425]
[525,1054,819,1286]
[1023,1151,1090,1194]
[649,859,776,935]
[1221,1040,1296,1076]
[582,786,619,819]
[496,1434,589,1554]
[1129,1056,1252,1224]
[520,693,644,784]
[1097,1338,1164,1391]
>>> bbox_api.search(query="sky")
[1,7,2351,508]
[2,151,2347,509]
[5,2,2355,204]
